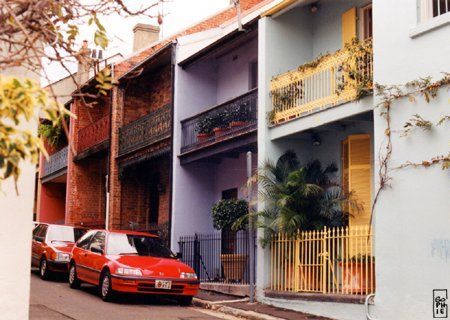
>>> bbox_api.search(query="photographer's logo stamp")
[434,289,448,318]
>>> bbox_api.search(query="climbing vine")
[370,73,450,224]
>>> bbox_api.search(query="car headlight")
[115,267,143,276]
[55,252,70,262]
[180,272,197,279]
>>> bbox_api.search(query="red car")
[31,223,87,279]
[68,230,199,304]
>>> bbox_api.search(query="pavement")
[29,269,240,320]
[194,290,332,320]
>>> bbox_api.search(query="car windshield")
[107,233,175,258]
[46,226,86,243]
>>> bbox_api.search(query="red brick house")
[38,0,270,244]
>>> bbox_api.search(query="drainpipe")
[168,41,177,249]
[247,151,255,303]
[105,62,115,231]
[232,0,245,32]
[365,294,376,320]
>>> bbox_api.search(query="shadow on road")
[30,268,182,307]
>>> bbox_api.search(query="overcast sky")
[45,0,229,83]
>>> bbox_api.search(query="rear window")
[46,226,87,243]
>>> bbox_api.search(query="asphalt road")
[29,270,237,320]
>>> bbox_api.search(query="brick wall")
[123,65,172,125]
[65,97,109,228]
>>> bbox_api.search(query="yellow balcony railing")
[270,225,375,295]
[270,39,373,125]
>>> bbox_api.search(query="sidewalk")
[194,290,332,320]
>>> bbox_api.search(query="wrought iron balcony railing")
[118,104,172,157]
[42,146,68,178]
[180,89,257,154]
[270,39,373,125]
[77,115,110,153]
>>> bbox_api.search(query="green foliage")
[212,199,249,230]
[229,104,250,122]
[251,151,355,247]
[0,76,65,188]
[38,115,68,147]
[195,115,215,134]
[95,67,113,96]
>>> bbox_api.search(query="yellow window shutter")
[343,134,372,227]
[342,7,357,47]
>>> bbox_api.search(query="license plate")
[155,280,172,290]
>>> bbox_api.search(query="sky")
[46,0,229,83]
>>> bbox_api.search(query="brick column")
[108,85,125,229]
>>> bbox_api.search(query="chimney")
[132,24,160,52]
[77,40,92,86]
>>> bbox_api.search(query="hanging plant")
[38,115,68,147]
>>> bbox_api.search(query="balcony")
[42,146,68,181]
[77,115,110,154]
[270,39,373,125]
[180,89,257,156]
[118,104,172,157]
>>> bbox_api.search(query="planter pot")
[339,261,375,294]
[213,127,230,139]
[229,121,249,129]
[221,254,248,282]
[197,133,213,143]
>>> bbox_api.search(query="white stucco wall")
[372,1,450,319]
[0,67,38,319]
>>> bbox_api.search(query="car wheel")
[100,270,115,302]
[39,258,50,280]
[178,296,193,306]
[68,263,81,289]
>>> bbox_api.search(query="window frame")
[88,231,106,253]
[358,3,373,40]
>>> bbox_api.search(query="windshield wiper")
[118,252,139,255]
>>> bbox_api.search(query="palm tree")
[236,150,355,246]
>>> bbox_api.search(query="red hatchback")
[68,230,199,304]
[31,223,87,279]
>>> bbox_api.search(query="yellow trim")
[261,0,298,17]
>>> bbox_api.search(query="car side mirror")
[91,245,103,255]
[175,252,182,259]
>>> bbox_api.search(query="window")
[46,226,87,243]
[76,230,96,249]
[359,4,373,40]
[34,225,48,242]
[89,232,106,252]
[106,233,175,258]
[249,61,258,90]
[432,0,450,17]
[421,0,450,22]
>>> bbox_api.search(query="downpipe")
[365,294,376,320]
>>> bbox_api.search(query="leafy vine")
[370,73,450,224]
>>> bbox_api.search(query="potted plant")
[212,199,249,282]
[229,103,250,128]
[195,115,214,143]
[212,111,230,138]
[339,254,375,294]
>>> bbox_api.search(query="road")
[29,270,237,320]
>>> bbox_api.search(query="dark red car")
[31,223,87,279]
[68,230,199,304]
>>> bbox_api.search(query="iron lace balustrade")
[180,88,257,154]
[77,115,110,153]
[118,104,172,157]
[42,146,68,178]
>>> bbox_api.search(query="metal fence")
[178,231,255,284]
[270,225,375,295]
[180,89,257,154]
